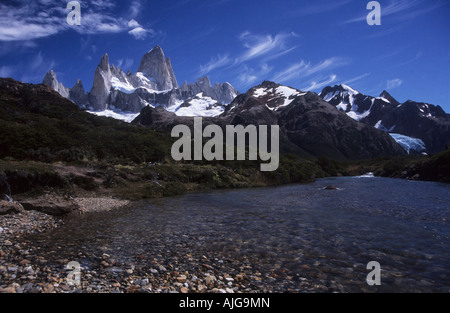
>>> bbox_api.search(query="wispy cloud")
[372,46,409,62]
[116,58,134,71]
[128,0,143,19]
[343,0,441,25]
[1,50,56,82]
[238,63,273,88]
[0,0,157,41]
[393,51,423,68]
[303,74,338,92]
[342,72,371,85]
[198,30,297,83]
[198,30,349,90]
[199,54,231,76]
[236,31,298,64]
[271,57,350,83]
[386,78,403,90]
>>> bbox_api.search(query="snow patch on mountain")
[253,85,305,111]
[87,109,141,123]
[169,93,225,117]
[347,109,372,121]
[111,77,136,94]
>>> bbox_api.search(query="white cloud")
[342,73,371,85]
[237,63,273,88]
[128,27,148,40]
[128,1,143,19]
[199,54,231,76]
[126,19,156,40]
[386,78,403,89]
[303,75,338,91]
[272,57,350,83]
[128,19,141,28]
[236,31,298,64]
[0,0,157,41]
[116,58,134,71]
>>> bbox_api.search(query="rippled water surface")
[29,176,450,292]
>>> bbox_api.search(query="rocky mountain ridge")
[134,81,406,160]
[319,84,450,153]
[43,46,239,117]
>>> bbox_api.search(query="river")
[26,176,450,293]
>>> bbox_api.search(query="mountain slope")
[246,81,406,160]
[0,78,173,164]
[135,81,406,161]
[320,85,450,154]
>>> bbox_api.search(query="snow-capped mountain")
[320,85,450,154]
[134,80,406,160]
[43,46,239,121]
[167,92,226,117]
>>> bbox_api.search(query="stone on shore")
[0,201,25,215]
[20,194,80,216]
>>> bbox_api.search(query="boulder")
[0,200,25,215]
[20,194,80,216]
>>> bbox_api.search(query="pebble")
[205,274,216,285]
[1,199,445,294]
[177,275,187,283]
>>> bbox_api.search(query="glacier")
[389,133,427,154]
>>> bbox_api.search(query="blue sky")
[1,0,449,112]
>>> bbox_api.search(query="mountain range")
[43,46,239,121]
[319,84,450,154]
[42,45,450,158]
[134,81,406,160]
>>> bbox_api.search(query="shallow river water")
[27,176,450,292]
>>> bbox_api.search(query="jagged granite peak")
[180,77,213,95]
[98,53,110,71]
[42,69,57,88]
[180,76,239,105]
[42,46,239,117]
[165,57,178,89]
[214,81,240,105]
[89,53,113,111]
[137,45,178,90]
[69,79,89,108]
[42,70,69,98]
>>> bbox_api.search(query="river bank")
[1,153,449,293]
[0,199,335,294]
[3,176,449,294]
